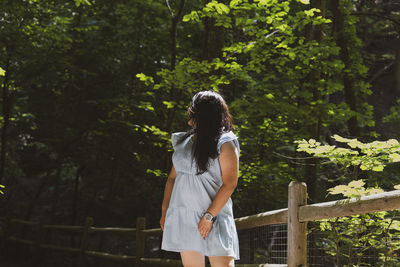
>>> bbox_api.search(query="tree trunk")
[162,0,185,172]
[395,37,400,95]
[304,0,326,204]
[332,0,360,137]
[0,49,11,184]
[202,0,225,61]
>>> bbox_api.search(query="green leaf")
[255,0,274,6]
[389,153,400,162]
[372,165,384,172]
[136,73,154,85]
[74,0,92,7]
[0,67,4,76]
[348,180,365,188]
[162,101,175,109]
[183,11,200,22]
[328,185,348,195]
[265,93,274,99]
[298,0,310,4]
[229,0,242,8]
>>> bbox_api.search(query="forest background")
[0,0,400,245]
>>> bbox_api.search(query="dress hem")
[161,247,240,261]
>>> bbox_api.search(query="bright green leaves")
[254,0,277,7]
[0,184,4,195]
[74,0,92,7]
[314,180,400,266]
[297,0,310,4]
[390,153,400,162]
[138,101,155,112]
[204,1,230,14]
[229,0,243,8]
[183,11,200,22]
[136,73,154,86]
[304,8,319,17]
[383,99,400,127]
[146,168,164,177]
[0,67,4,76]
[137,57,242,99]
[327,179,384,199]
[183,1,231,28]
[295,134,400,172]
[162,101,175,109]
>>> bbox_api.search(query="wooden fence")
[2,181,400,267]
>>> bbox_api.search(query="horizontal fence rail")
[2,181,400,267]
[299,189,400,222]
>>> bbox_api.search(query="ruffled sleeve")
[217,131,240,156]
[171,132,186,150]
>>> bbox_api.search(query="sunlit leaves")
[183,11,200,22]
[162,101,175,109]
[138,101,155,112]
[315,180,400,266]
[297,0,310,4]
[146,168,164,177]
[183,1,231,27]
[0,67,5,76]
[254,0,277,7]
[74,0,92,7]
[327,179,384,199]
[295,135,400,171]
[136,73,154,86]
[204,1,230,14]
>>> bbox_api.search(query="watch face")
[205,213,213,221]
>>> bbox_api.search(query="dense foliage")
[0,0,399,254]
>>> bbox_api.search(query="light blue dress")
[161,130,240,260]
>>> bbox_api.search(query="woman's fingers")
[160,216,165,231]
[198,220,212,239]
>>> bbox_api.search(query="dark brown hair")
[176,90,234,175]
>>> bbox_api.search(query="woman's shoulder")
[219,130,238,141]
[218,130,240,154]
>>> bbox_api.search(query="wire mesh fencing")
[5,210,400,267]
[308,210,400,267]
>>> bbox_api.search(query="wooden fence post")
[288,181,307,267]
[78,216,93,267]
[135,217,146,267]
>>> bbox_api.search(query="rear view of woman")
[160,90,240,267]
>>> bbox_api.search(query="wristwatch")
[202,211,217,222]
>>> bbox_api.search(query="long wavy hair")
[176,90,234,175]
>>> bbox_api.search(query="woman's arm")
[160,164,177,231]
[198,141,239,238]
[206,140,239,217]
[161,164,177,214]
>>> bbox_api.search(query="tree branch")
[351,12,400,27]
[165,0,174,17]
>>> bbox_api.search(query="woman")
[160,90,240,267]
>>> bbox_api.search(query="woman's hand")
[198,216,214,239]
[160,212,166,231]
